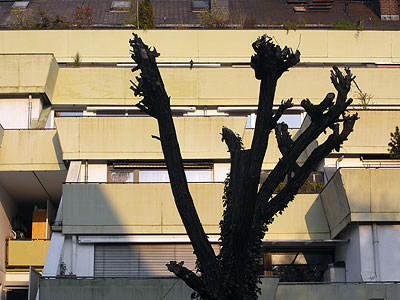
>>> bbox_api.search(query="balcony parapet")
[62,183,330,239]
[7,240,50,267]
[320,168,400,238]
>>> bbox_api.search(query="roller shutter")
[94,243,220,277]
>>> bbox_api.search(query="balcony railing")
[7,239,50,267]
[62,183,330,239]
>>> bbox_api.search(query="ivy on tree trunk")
[129,33,358,300]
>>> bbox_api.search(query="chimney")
[379,0,399,21]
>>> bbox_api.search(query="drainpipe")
[28,94,32,128]
[85,160,89,183]
[372,223,381,281]
[71,235,77,274]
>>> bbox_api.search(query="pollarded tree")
[129,33,358,300]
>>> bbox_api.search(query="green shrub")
[198,0,229,28]
[138,0,155,29]
[332,17,363,30]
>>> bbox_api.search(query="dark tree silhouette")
[129,33,358,300]
[389,126,400,158]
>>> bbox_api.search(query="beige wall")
[319,110,400,155]
[1,30,400,64]
[62,183,329,239]
[51,67,400,106]
[7,240,50,266]
[321,168,400,237]
[55,117,246,160]
[0,97,42,129]
[0,130,65,171]
[0,54,58,96]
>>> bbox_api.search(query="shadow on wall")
[61,182,222,278]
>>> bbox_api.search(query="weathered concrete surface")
[39,277,400,300]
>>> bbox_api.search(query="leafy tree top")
[389,126,400,158]
[138,0,155,29]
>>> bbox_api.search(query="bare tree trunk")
[130,33,358,300]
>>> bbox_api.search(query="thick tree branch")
[331,66,354,103]
[254,66,356,226]
[129,34,220,293]
[221,126,243,153]
[250,35,300,168]
[262,113,358,222]
[275,123,293,157]
[300,93,335,122]
[166,261,212,300]
[270,99,294,129]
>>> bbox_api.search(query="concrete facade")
[0,29,399,299]
[38,277,400,300]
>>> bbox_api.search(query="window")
[278,114,302,129]
[108,163,213,183]
[260,250,333,282]
[109,170,135,183]
[55,111,84,117]
[110,0,131,11]
[246,113,303,129]
[12,1,29,9]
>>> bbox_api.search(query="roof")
[0,0,397,29]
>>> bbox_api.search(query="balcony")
[51,65,400,107]
[318,110,400,155]
[320,168,400,238]
[0,54,58,97]
[7,240,50,267]
[62,183,330,239]
[0,129,65,171]
[55,117,246,160]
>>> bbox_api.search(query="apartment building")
[0,30,399,299]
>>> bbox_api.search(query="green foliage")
[332,17,363,30]
[282,21,297,33]
[138,0,155,29]
[34,11,69,29]
[388,126,400,158]
[75,3,93,27]
[275,180,324,194]
[9,8,69,30]
[243,17,257,29]
[72,52,82,67]
[9,8,35,29]
[198,0,230,28]
[371,18,385,30]
[217,174,262,300]
[273,265,324,282]
[354,90,373,109]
